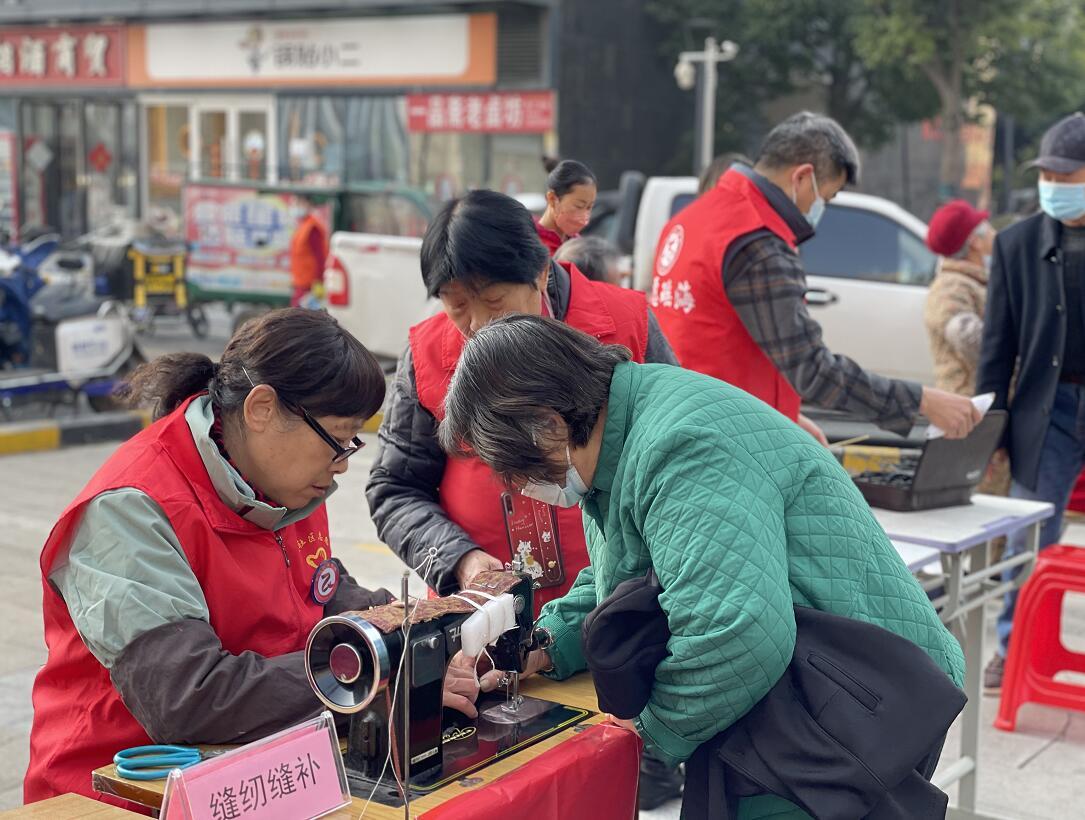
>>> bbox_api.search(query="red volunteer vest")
[290,214,328,290]
[410,263,649,613]
[651,168,802,420]
[533,217,576,256]
[25,398,331,805]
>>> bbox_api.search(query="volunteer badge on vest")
[310,559,340,605]
[657,225,684,276]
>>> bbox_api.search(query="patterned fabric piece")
[357,571,521,633]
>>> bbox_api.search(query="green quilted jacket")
[535,362,965,819]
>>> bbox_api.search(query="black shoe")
[638,752,683,811]
[984,654,1005,695]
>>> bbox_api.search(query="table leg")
[956,538,989,813]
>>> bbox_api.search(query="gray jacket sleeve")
[111,619,324,745]
[645,308,679,365]
[365,346,480,595]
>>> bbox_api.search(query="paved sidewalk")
[1,442,1083,817]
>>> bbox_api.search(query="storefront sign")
[0,25,124,86]
[184,184,332,301]
[128,14,496,88]
[406,92,556,134]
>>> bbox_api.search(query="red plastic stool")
[995,545,1085,731]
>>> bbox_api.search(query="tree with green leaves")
[649,0,1085,194]
[647,0,938,157]
[854,0,1085,195]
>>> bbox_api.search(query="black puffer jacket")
[365,262,678,594]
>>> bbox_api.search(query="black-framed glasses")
[290,403,364,464]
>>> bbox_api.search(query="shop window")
[343,191,429,237]
[277,95,409,187]
[85,102,137,231]
[0,98,17,240]
[145,104,190,227]
[198,110,227,180]
[489,134,546,196]
[409,132,487,202]
[238,110,268,182]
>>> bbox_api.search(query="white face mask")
[793,169,825,229]
[521,447,589,508]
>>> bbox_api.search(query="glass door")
[196,107,228,180]
[144,101,190,227]
[237,109,269,182]
[20,101,59,232]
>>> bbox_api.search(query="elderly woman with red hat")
[923,199,1010,560]
[923,199,997,398]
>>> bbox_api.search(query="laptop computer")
[852,410,1008,512]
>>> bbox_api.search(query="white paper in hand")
[926,392,995,440]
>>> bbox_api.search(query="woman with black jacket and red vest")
[24,309,481,807]
[365,189,682,810]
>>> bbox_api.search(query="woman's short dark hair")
[116,308,385,422]
[546,160,597,198]
[439,314,630,486]
[420,189,550,298]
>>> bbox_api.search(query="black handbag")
[581,568,670,718]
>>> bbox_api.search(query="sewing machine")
[304,567,589,807]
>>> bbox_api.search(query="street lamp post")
[674,37,739,175]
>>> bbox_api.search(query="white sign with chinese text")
[143,16,469,83]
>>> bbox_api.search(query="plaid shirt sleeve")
[725,233,922,436]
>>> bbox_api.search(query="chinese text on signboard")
[0,26,124,85]
[406,92,555,133]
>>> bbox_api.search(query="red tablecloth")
[420,723,642,820]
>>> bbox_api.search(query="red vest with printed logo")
[24,397,331,805]
[410,263,648,614]
[651,168,802,420]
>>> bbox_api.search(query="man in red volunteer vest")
[366,189,682,809]
[652,111,981,442]
[24,310,479,807]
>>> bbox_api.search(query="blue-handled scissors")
[114,745,213,780]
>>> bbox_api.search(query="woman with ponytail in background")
[535,158,598,255]
[24,309,481,807]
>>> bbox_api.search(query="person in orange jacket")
[290,196,329,307]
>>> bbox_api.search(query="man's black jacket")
[977,211,1071,490]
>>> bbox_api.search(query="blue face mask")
[795,170,826,228]
[521,447,590,508]
[1039,179,1085,222]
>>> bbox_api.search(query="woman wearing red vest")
[366,189,682,811]
[534,159,597,255]
[24,309,480,807]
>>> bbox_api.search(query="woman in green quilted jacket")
[439,313,965,820]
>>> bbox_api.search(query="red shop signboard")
[0,25,125,86]
[406,91,555,134]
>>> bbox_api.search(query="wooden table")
[92,674,603,818]
[0,793,142,818]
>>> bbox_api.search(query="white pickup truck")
[326,177,938,386]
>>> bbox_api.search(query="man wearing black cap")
[977,111,1085,691]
